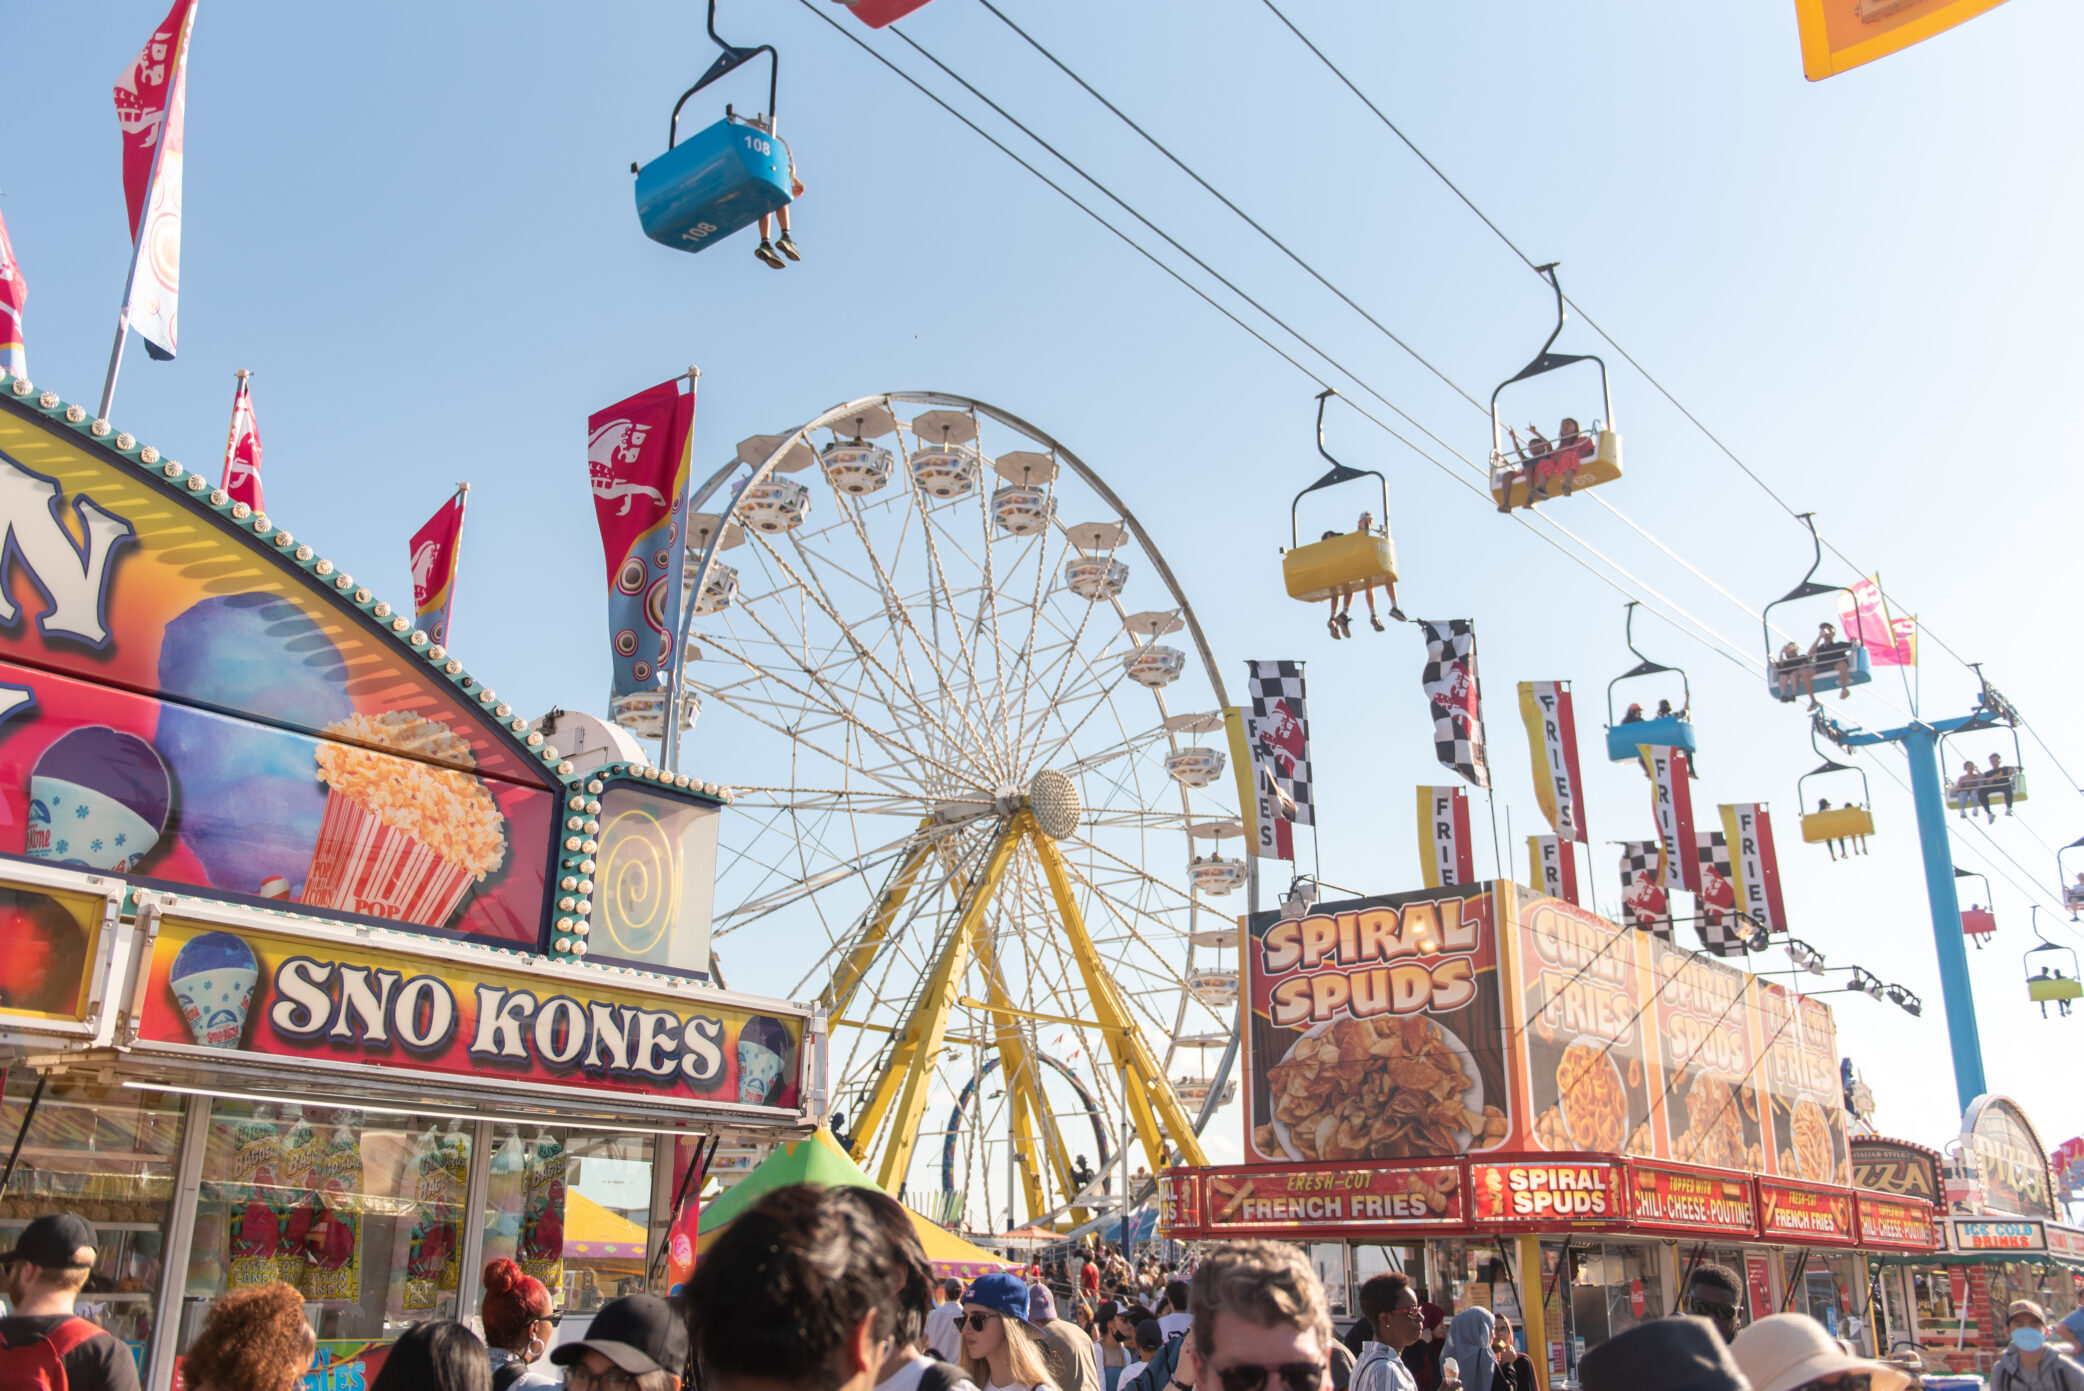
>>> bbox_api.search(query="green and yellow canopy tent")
[694,1129,1012,1280]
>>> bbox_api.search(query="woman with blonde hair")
[959,1272,1062,1391]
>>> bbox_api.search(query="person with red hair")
[479,1258,558,1390]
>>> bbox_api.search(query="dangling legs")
[1386,577,1405,624]
[1327,596,1341,639]
[774,204,799,262]
[1363,585,1384,632]
[755,212,784,269]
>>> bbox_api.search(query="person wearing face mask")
[1990,1301,2084,1391]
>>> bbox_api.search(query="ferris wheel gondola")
[1488,264,1622,513]
[1604,601,1697,762]
[1762,514,1872,706]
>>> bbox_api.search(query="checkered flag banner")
[1246,661,1314,828]
[1693,830,1757,958]
[1618,840,1673,940]
[1418,620,1490,789]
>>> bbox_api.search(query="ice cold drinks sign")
[139,915,806,1111]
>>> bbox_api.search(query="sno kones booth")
[1158,882,1938,1391]
[0,380,823,1388]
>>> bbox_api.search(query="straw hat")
[1730,1315,1914,1391]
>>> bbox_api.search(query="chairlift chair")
[1941,721,2031,813]
[2024,908,2082,1014]
[1282,390,1399,603]
[1797,717,1876,847]
[2060,836,2084,918]
[1604,601,1698,762]
[1762,514,1873,704]
[1488,264,1621,512]
[1955,868,1996,948]
[634,1,794,256]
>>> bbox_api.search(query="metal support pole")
[1901,726,1988,1108]
[144,1094,212,1391]
[454,1120,495,1326]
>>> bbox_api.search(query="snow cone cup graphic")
[301,712,506,927]
[170,931,259,1050]
[27,727,172,872]
[736,1015,795,1105]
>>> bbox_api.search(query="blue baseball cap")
[964,1272,1037,1326]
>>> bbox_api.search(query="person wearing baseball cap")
[960,1272,1060,1391]
[0,1212,138,1391]
[1728,1313,1914,1391]
[1989,1300,2084,1391]
[1031,1282,1101,1391]
[551,1293,688,1390]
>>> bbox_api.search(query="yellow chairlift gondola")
[1281,389,1403,638]
[2024,908,2081,1017]
[1487,264,1621,513]
[1798,723,1874,861]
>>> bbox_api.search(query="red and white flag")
[1646,746,1701,894]
[1417,786,1475,887]
[410,486,470,648]
[1527,835,1581,905]
[113,0,198,361]
[1719,804,1789,935]
[221,372,262,510]
[0,208,25,379]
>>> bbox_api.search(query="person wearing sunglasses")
[1187,1242,1333,1391]
[957,1273,1062,1391]
[1680,1263,1748,1345]
[1728,1313,1916,1391]
[1352,1274,1421,1391]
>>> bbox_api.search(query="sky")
[5,0,2080,1194]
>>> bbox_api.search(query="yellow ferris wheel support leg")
[822,823,935,1029]
[1019,811,1209,1170]
[850,820,1022,1190]
[973,927,1086,1224]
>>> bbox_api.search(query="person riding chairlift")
[1325,513,1404,639]
[1621,702,1645,724]
[1773,640,1816,706]
[1810,622,1853,699]
[1956,760,1986,821]
[737,112,804,270]
[1979,751,2016,820]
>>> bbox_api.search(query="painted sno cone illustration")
[170,931,259,1049]
[27,726,172,871]
[301,711,507,927]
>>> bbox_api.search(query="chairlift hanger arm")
[668,0,780,149]
[1489,263,1615,451]
[1289,390,1389,547]
[1605,601,1691,723]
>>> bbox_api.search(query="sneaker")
[1337,613,1353,637]
[1370,616,1385,632]
[1327,617,1341,639]
[1389,606,1407,622]
[755,240,785,269]
[776,233,801,262]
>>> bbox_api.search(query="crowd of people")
[6,1202,2084,1391]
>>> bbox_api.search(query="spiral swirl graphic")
[597,807,680,959]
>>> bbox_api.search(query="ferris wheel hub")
[1027,769,1081,841]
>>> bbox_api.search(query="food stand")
[0,379,825,1388]
[1864,1101,2084,1377]
[1158,881,1938,1389]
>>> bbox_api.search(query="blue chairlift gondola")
[1762,513,1873,706]
[1604,601,1697,763]
[634,1,794,257]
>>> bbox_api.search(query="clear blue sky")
[5,0,2078,1170]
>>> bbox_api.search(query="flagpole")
[445,482,470,648]
[660,365,703,773]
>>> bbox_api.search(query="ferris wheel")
[680,392,1242,1230]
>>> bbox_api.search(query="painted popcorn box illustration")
[301,712,508,927]
[170,930,260,1049]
